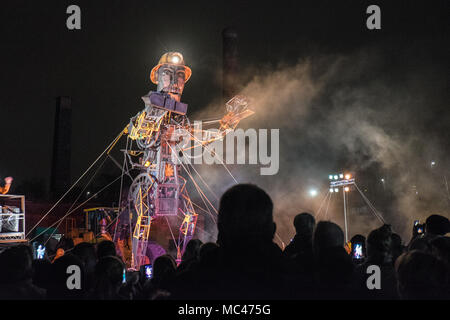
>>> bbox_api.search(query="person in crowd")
[0,245,46,299]
[408,214,450,252]
[170,183,290,299]
[429,236,450,267]
[177,239,202,273]
[424,215,450,240]
[32,258,51,291]
[0,176,13,194]
[355,224,398,299]
[46,253,86,300]
[142,254,177,300]
[312,221,355,299]
[313,221,345,255]
[395,250,449,299]
[197,242,220,270]
[120,269,142,300]
[284,212,315,259]
[97,240,117,260]
[73,242,97,293]
[0,183,449,301]
[90,255,127,300]
[391,233,405,264]
[282,213,316,298]
[284,213,315,266]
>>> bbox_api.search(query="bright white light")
[171,55,180,63]
[344,187,350,192]
[431,161,436,167]
[329,175,333,180]
[345,174,351,180]
[309,189,318,197]
[330,188,334,193]
[381,178,385,182]
[334,175,338,180]
[339,174,344,179]
[334,188,339,193]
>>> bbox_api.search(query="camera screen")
[32,243,46,259]
[144,265,153,279]
[353,243,363,259]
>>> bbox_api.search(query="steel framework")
[124,91,253,269]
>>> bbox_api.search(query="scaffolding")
[0,194,26,243]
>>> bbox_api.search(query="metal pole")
[343,188,348,243]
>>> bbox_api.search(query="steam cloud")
[188,47,449,246]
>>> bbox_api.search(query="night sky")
[0,1,449,239]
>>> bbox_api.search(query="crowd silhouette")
[0,183,449,300]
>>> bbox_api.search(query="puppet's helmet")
[150,52,192,84]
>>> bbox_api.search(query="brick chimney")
[50,96,72,199]
[222,27,239,104]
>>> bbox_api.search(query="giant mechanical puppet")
[123,52,253,269]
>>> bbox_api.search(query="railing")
[0,194,26,242]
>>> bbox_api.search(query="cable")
[29,172,127,243]
[182,163,217,225]
[27,130,125,237]
[315,190,331,220]
[354,183,386,224]
[187,130,238,184]
[168,144,218,222]
[42,155,110,245]
[113,136,129,242]
[324,190,333,220]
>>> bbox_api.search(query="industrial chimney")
[222,27,238,104]
[50,96,72,199]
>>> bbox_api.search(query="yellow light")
[345,174,351,180]
[344,187,350,192]
[144,161,151,167]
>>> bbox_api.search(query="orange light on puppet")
[344,241,352,254]
[165,163,174,177]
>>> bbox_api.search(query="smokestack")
[50,96,72,199]
[222,27,238,104]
